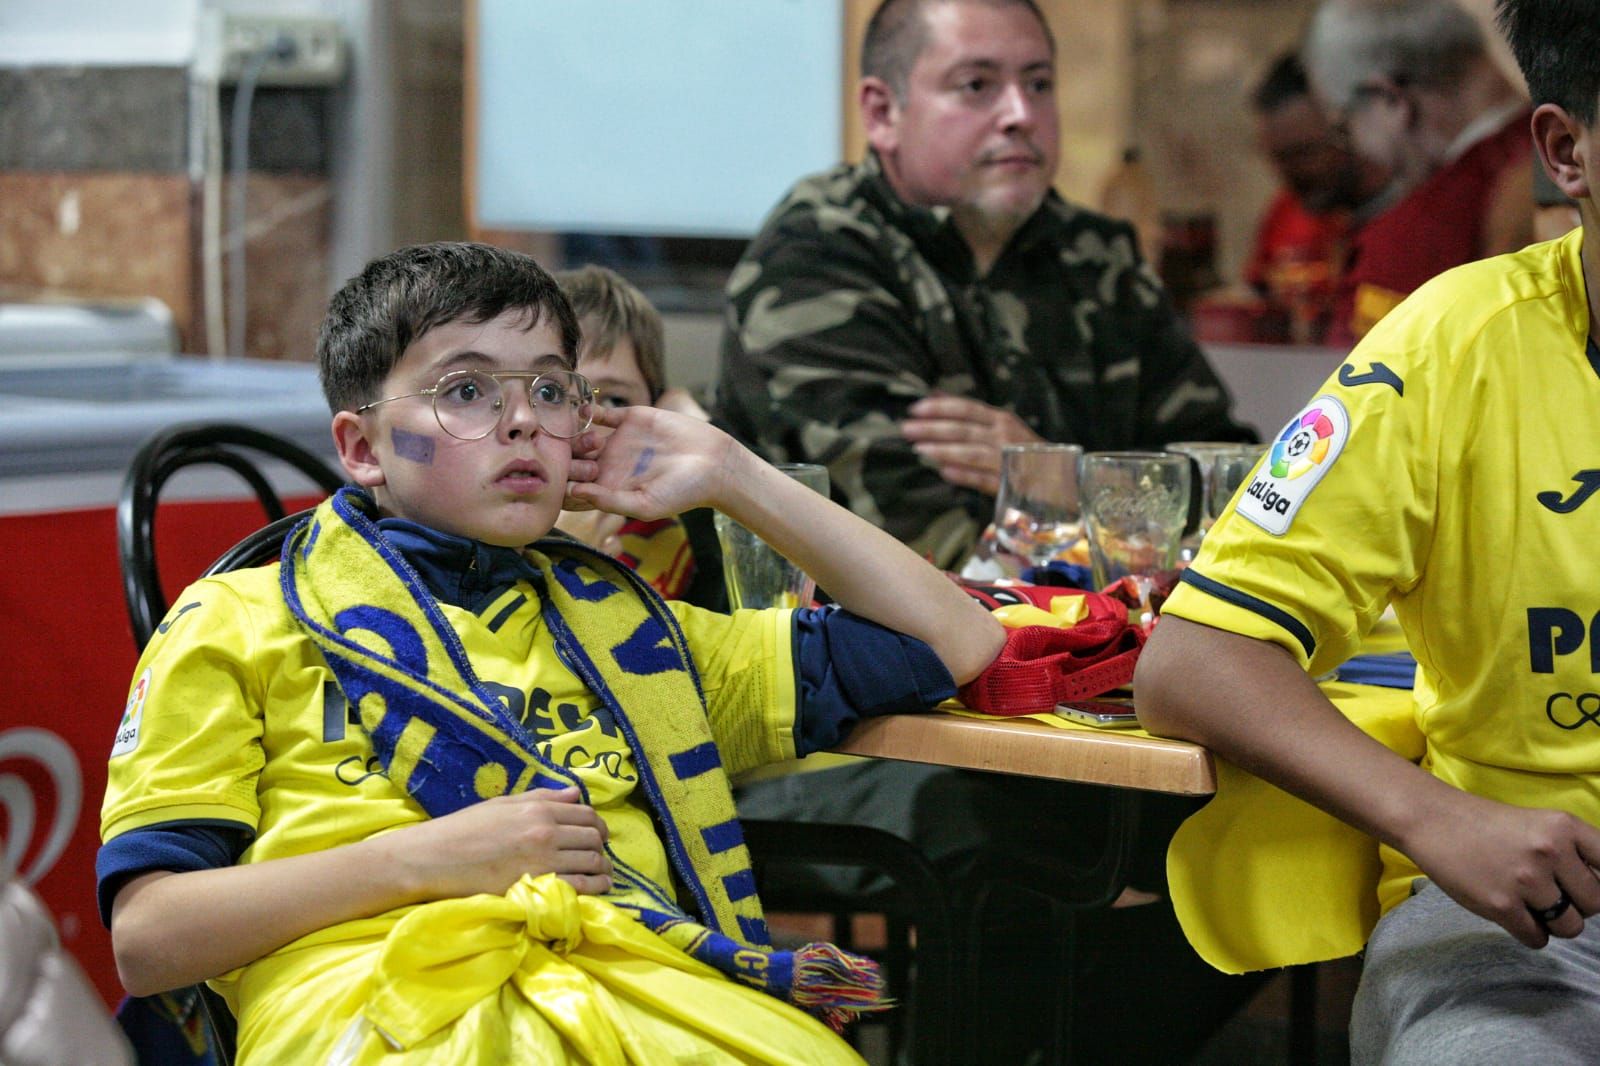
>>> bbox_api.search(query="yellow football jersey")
[102,563,798,1005]
[1165,228,1600,907]
[617,515,696,599]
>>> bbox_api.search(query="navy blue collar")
[1588,336,1600,381]
[375,517,542,614]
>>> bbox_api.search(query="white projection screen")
[470,0,845,238]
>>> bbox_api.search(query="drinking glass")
[1080,451,1191,623]
[1208,445,1269,523]
[991,443,1084,568]
[1165,441,1238,561]
[714,462,829,610]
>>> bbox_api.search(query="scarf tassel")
[790,942,894,1033]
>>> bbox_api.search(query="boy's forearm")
[110,833,415,996]
[109,787,611,995]
[1135,617,1444,850]
[1136,617,1600,948]
[714,448,1004,683]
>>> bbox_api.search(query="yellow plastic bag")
[237,875,862,1065]
[1165,682,1423,973]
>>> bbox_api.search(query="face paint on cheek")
[630,446,655,479]
[391,427,437,465]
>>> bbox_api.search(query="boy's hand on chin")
[566,406,734,520]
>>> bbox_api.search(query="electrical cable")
[226,36,296,359]
[200,69,226,359]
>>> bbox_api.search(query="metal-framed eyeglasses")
[355,368,596,441]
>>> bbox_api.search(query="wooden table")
[831,710,1217,796]
[826,709,1217,1064]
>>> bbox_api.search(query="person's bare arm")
[1136,616,1600,947]
[567,406,1004,683]
[654,387,711,422]
[109,786,610,996]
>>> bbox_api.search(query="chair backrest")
[201,508,318,580]
[118,421,345,651]
[114,437,334,1066]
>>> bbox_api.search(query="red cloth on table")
[955,584,1144,715]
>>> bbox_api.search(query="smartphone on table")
[1055,696,1139,729]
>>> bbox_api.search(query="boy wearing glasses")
[97,242,1002,1063]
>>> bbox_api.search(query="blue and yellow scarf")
[280,488,884,1028]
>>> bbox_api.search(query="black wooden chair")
[742,817,963,1065]
[114,422,343,1065]
[962,788,1145,1065]
[117,420,344,650]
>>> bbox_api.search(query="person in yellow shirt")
[554,264,725,609]
[97,241,1002,1064]
[1139,2,1600,1060]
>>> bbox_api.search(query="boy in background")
[555,265,724,609]
[97,242,1002,1063]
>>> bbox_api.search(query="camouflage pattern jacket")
[715,153,1252,570]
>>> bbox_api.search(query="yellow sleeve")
[1165,307,1444,677]
[101,575,269,841]
[666,601,798,774]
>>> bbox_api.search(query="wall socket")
[195,11,347,88]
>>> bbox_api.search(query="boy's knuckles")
[1483,890,1520,917]
[519,823,559,849]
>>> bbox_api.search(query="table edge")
[829,712,1217,796]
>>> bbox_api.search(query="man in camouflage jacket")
[724,3,1265,1062]
[715,2,1251,571]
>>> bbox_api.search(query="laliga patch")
[111,669,151,757]
[1237,396,1349,536]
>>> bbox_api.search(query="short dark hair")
[317,242,581,414]
[861,0,1053,97]
[555,265,666,402]
[1253,52,1311,114]
[1496,0,1600,125]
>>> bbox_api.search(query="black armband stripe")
[1178,568,1317,660]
